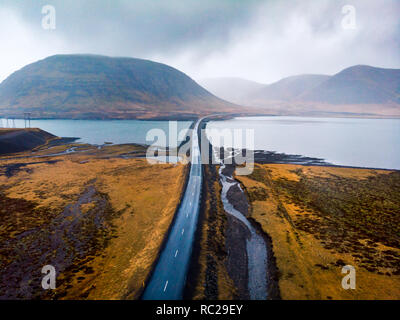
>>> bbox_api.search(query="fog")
[0,0,399,83]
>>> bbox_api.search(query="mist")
[0,0,399,83]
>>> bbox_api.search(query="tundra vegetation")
[0,142,187,299]
[236,163,400,299]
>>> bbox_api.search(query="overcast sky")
[0,0,399,84]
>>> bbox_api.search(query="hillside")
[198,77,266,104]
[0,55,238,120]
[301,65,400,104]
[246,66,399,106]
[233,65,400,117]
[0,128,55,154]
[249,74,330,102]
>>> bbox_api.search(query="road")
[142,119,202,300]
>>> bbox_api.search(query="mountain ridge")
[300,65,400,104]
[0,54,239,119]
[201,65,400,107]
[249,74,331,103]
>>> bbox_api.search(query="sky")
[0,0,399,84]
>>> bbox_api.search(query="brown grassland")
[236,163,400,300]
[0,144,186,299]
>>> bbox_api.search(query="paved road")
[142,119,202,300]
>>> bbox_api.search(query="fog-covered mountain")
[198,77,265,104]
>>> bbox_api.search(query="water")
[0,118,192,147]
[219,167,268,300]
[207,116,400,170]
[2,116,398,169]
[214,146,268,299]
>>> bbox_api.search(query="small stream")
[218,161,268,300]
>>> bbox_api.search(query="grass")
[0,144,186,299]
[236,164,400,300]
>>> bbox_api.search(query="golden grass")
[0,145,186,299]
[237,164,400,300]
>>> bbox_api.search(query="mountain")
[247,65,400,107]
[198,77,266,104]
[300,65,400,104]
[249,74,330,102]
[0,54,237,119]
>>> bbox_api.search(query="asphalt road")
[142,119,202,300]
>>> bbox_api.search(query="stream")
[218,160,268,300]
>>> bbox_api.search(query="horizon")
[2,52,399,87]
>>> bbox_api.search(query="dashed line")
[175,250,179,257]
[163,280,168,292]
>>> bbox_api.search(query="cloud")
[159,0,400,83]
[0,7,74,82]
[0,0,399,83]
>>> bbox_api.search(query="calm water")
[2,117,399,169]
[206,116,400,170]
[0,118,192,147]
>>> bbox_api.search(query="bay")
[206,116,400,170]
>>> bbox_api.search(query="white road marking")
[175,250,179,257]
[163,280,168,292]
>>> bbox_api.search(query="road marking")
[175,250,179,257]
[182,228,185,235]
[163,280,168,292]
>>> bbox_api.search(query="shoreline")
[3,111,400,121]
[250,149,399,172]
